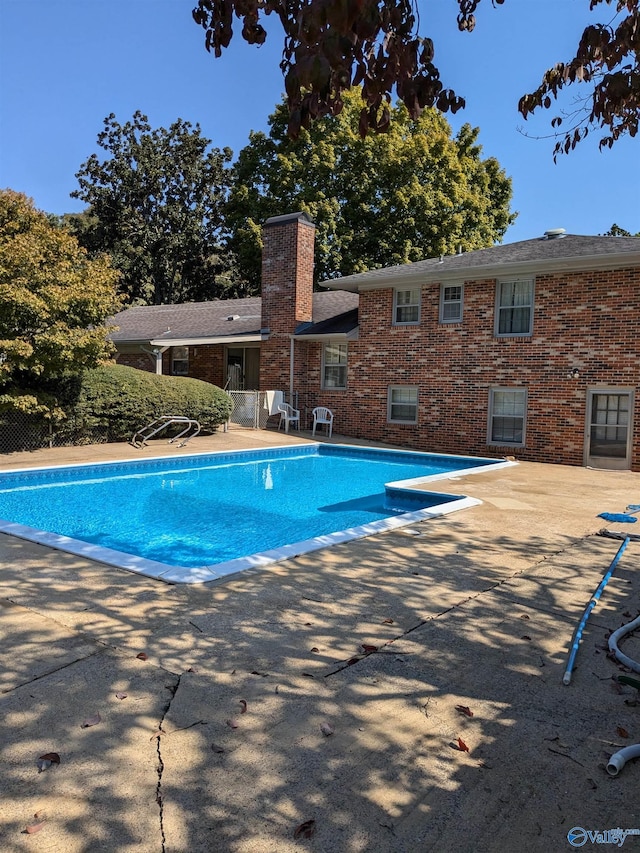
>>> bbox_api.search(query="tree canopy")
[226,89,515,289]
[71,112,239,306]
[0,190,121,413]
[193,0,640,153]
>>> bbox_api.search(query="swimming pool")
[0,444,513,583]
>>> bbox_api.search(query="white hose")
[607,744,640,777]
[608,614,640,674]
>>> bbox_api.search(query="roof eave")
[321,250,640,291]
[112,333,262,347]
[292,328,359,342]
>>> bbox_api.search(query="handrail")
[131,416,201,449]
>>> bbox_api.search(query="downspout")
[289,336,295,402]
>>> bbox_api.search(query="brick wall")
[116,345,226,387]
[116,352,155,373]
[294,266,640,470]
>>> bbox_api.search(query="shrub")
[58,363,232,444]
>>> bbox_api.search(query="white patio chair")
[312,406,334,438]
[277,403,300,433]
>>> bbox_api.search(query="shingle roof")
[110,297,263,343]
[110,291,360,344]
[322,234,640,291]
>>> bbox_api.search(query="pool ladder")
[131,416,201,449]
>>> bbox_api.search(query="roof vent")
[227,314,240,321]
[543,228,566,240]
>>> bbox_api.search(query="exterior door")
[226,346,261,390]
[585,389,634,470]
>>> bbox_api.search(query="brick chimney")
[260,212,315,392]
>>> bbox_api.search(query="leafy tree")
[72,112,239,305]
[603,223,640,236]
[227,90,515,288]
[193,0,639,152]
[0,190,121,414]
[520,0,640,157]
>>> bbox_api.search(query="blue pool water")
[0,444,509,582]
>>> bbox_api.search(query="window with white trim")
[322,343,347,389]
[393,288,420,325]
[488,388,527,445]
[495,279,534,336]
[388,386,418,424]
[440,284,463,323]
[171,346,189,376]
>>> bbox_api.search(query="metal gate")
[225,391,299,430]
[227,391,269,429]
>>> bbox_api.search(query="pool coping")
[0,443,516,584]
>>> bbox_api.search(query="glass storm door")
[585,389,633,470]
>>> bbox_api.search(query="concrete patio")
[1,429,639,852]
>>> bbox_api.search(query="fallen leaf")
[293,819,316,839]
[149,728,165,740]
[24,819,46,834]
[37,752,60,772]
[457,737,470,753]
[81,713,101,728]
[382,618,394,624]
[320,722,334,737]
[362,644,378,652]
[455,705,474,718]
[226,718,239,729]
[616,726,630,739]
[211,743,225,753]
[239,699,247,714]
[136,652,148,661]
[115,692,128,700]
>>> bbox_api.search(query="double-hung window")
[488,388,527,446]
[322,343,347,389]
[440,284,463,323]
[171,346,189,376]
[496,279,534,336]
[388,386,418,424]
[393,288,420,325]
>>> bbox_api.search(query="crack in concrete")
[1,647,104,694]
[322,533,598,677]
[154,673,181,853]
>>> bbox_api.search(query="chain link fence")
[0,411,110,454]
[226,391,299,430]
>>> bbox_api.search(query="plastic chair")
[312,406,334,438]
[277,403,300,433]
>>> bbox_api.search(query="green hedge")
[58,364,232,444]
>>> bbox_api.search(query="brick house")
[112,212,640,471]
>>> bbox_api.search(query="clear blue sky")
[1,0,638,244]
